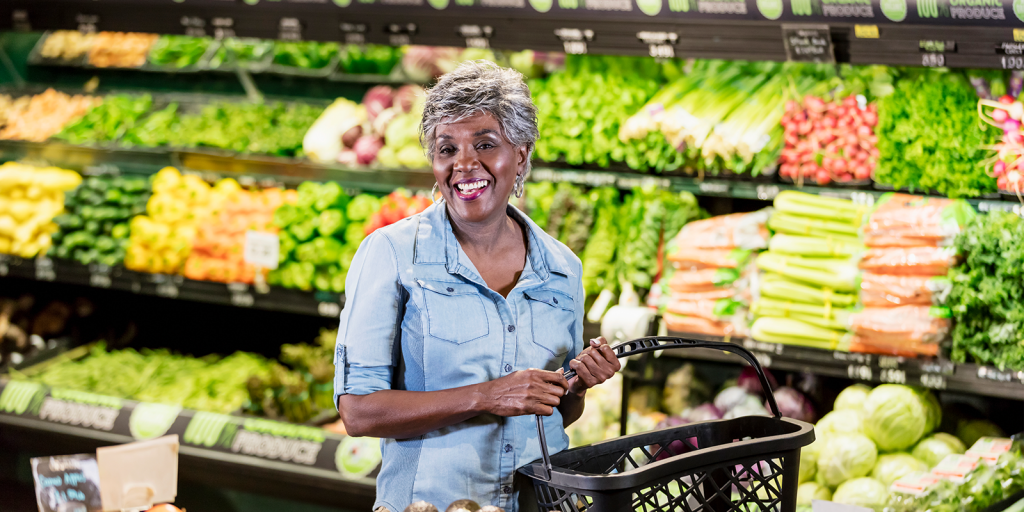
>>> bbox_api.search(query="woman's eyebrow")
[437,134,453,140]
[474,129,498,137]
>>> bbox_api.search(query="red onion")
[737,367,778,396]
[767,386,816,423]
[353,135,384,165]
[363,86,395,121]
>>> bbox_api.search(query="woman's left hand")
[567,337,621,395]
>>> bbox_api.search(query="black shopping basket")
[517,337,815,512]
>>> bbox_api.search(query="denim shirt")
[333,202,584,512]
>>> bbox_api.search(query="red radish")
[1000,95,1015,105]
[816,170,831,185]
[843,96,858,108]
[832,158,848,173]
[992,108,1009,123]
[857,125,872,138]
[838,173,853,182]
[854,165,871,180]
[994,160,1007,176]
[863,111,878,127]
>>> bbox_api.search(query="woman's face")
[432,111,528,225]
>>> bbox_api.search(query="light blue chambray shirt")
[334,202,584,512]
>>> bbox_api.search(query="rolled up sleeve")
[334,231,402,409]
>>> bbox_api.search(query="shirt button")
[504,364,512,372]
[502,485,512,494]
[552,297,558,304]
[504,444,513,453]
[507,325,515,332]
[446,287,454,292]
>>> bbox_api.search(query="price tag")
[781,24,835,63]
[155,283,179,298]
[12,9,31,32]
[458,25,493,49]
[555,28,594,55]
[698,181,730,195]
[244,231,280,270]
[227,283,255,307]
[879,368,907,384]
[847,364,873,381]
[922,53,945,67]
[386,23,417,46]
[181,16,206,37]
[0,254,8,276]
[89,264,112,288]
[976,365,1024,384]
[1002,56,1024,69]
[753,351,773,368]
[637,31,678,59]
[35,258,56,282]
[279,17,303,41]
[76,14,99,34]
[211,17,235,39]
[31,454,102,512]
[854,24,878,39]
[920,372,946,389]
[318,301,342,317]
[756,184,780,200]
[340,22,367,44]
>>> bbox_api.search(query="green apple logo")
[243,0,259,4]
[757,0,783,18]
[336,437,382,478]
[129,403,181,440]
[880,0,907,21]
[1015,0,1024,21]
[636,0,663,14]
[333,0,352,6]
[428,0,449,8]
[530,0,554,11]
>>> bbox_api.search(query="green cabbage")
[912,433,966,468]
[797,482,832,505]
[834,383,872,411]
[917,388,941,435]
[816,409,865,438]
[817,433,878,488]
[832,477,888,508]
[863,384,927,451]
[957,419,1005,448]
[800,437,823,483]
[871,452,928,487]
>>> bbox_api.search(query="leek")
[751,317,852,350]
[774,191,867,225]
[759,273,857,307]
[768,212,862,239]
[756,253,860,292]
[752,297,852,329]
[768,234,865,258]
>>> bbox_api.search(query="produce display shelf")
[0,254,345,318]
[4,139,1024,213]
[0,378,378,509]
[663,332,1024,401]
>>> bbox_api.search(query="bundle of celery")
[619,61,839,176]
[751,191,865,349]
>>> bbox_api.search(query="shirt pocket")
[419,279,489,344]
[524,289,575,360]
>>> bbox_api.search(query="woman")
[334,60,621,512]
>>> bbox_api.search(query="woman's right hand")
[479,369,569,417]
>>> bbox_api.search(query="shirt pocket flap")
[418,279,478,297]
[523,289,574,312]
[418,279,489,344]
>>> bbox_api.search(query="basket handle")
[533,336,781,482]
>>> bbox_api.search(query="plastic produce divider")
[534,336,782,482]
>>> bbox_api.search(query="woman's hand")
[567,337,621,396]
[480,368,569,417]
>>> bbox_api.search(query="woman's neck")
[447,205,519,255]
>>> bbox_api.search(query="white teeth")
[457,181,487,193]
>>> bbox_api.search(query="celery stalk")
[768,212,862,239]
[768,234,865,258]
[756,252,860,292]
[751,317,852,350]
[759,273,857,306]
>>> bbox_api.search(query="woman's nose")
[453,148,479,172]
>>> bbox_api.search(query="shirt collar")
[412,202,574,281]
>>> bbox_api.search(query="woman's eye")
[477,142,494,150]
[438,146,455,155]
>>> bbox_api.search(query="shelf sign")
[211,17,235,39]
[781,24,835,63]
[12,9,30,32]
[386,23,418,46]
[244,231,280,270]
[555,28,594,55]
[76,14,99,34]
[31,454,102,512]
[181,16,206,37]
[340,22,367,44]
[279,17,303,41]
[637,31,678,59]
[458,25,493,49]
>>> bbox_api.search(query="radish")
[993,108,1009,123]
[994,160,1007,176]
[854,165,871,180]
[816,170,830,185]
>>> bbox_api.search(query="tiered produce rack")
[3,1,1024,509]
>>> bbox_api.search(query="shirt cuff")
[333,345,394,410]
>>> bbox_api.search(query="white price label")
[847,364,872,381]
[920,373,947,390]
[35,258,56,282]
[244,231,280,270]
[318,302,341,317]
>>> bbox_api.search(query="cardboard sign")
[31,454,102,512]
[243,231,280,270]
[97,435,179,511]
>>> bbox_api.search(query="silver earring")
[431,183,440,204]
[514,175,525,198]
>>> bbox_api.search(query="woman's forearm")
[558,387,586,428]
[338,386,488,439]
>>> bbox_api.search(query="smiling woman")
[333,60,621,512]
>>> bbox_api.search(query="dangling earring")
[514,174,525,198]
[431,182,441,204]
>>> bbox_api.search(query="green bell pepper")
[317,209,347,238]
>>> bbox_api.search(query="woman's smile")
[453,178,490,200]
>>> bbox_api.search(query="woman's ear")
[516,145,530,171]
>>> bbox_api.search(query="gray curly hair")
[420,60,539,175]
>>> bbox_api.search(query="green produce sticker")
[757,0,784,18]
[636,0,663,15]
[428,0,450,9]
[0,381,46,415]
[529,0,554,12]
[129,403,181,440]
[335,437,382,478]
[183,411,236,448]
[880,0,907,21]
[333,0,352,6]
